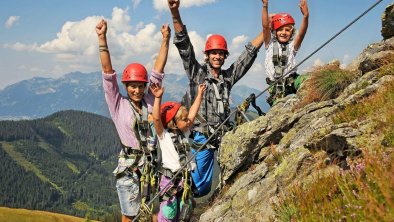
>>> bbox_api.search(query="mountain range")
[0,71,270,120]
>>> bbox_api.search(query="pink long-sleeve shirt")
[102,70,164,150]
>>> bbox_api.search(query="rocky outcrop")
[347,37,394,74]
[382,3,394,39]
[198,4,394,222]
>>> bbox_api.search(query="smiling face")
[124,81,146,103]
[275,24,294,43]
[207,49,226,69]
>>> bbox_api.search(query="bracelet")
[99,44,108,52]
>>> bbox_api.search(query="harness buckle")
[137,120,149,131]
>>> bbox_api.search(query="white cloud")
[153,0,217,11]
[163,30,206,75]
[5,7,165,76]
[250,62,264,74]
[135,21,145,31]
[5,16,20,29]
[313,58,324,67]
[132,0,142,9]
[29,67,43,72]
[341,54,350,68]
[231,35,248,49]
[4,42,39,51]
[300,58,324,73]
[111,7,132,33]
[3,5,258,88]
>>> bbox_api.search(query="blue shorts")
[116,172,141,216]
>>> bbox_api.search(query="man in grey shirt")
[167,0,265,197]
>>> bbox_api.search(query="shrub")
[296,61,357,109]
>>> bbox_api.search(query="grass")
[296,61,357,109]
[272,148,394,222]
[333,80,394,148]
[0,207,98,222]
[273,60,394,221]
[376,53,394,79]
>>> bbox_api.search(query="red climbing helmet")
[271,13,295,30]
[204,34,228,53]
[121,63,148,83]
[160,101,182,126]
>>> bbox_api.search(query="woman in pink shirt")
[96,19,170,222]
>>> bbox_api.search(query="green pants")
[267,74,307,106]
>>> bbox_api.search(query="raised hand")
[150,83,164,98]
[161,23,171,40]
[197,83,206,97]
[96,19,107,36]
[168,0,180,10]
[299,0,309,17]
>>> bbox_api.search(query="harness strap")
[194,113,217,138]
[205,65,230,119]
[159,169,183,201]
[129,99,153,154]
[211,82,225,116]
[272,40,290,79]
[169,130,194,170]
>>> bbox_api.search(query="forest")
[0,110,124,221]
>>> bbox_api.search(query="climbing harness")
[128,99,160,221]
[272,40,290,79]
[184,69,233,148]
[265,38,302,106]
[132,1,385,220]
[158,130,194,221]
[201,67,231,124]
[266,72,299,106]
[211,79,230,120]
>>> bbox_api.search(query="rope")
[132,1,385,220]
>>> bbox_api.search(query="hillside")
[0,207,99,222]
[199,3,394,221]
[0,110,121,221]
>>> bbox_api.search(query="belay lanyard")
[170,131,193,222]
[129,99,159,220]
[139,162,157,221]
[179,169,192,222]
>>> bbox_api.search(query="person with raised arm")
[167,0,266,198]
[96,19,170,222]
[262,0,309,106]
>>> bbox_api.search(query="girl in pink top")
[96,19,171,222]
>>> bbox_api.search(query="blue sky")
[0,0,390,91]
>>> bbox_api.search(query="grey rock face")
[382,4,394,39]
[197,16,394,221]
